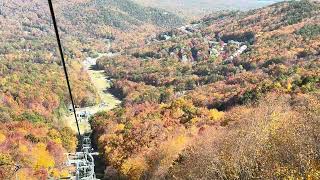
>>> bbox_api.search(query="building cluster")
[145,22,249,63]
[175,38,247,63]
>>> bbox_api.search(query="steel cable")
[47,0,81,137]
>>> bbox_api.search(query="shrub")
[208,109,224,121]
[296,24,320,38]
[121,157,149,180]
[31,143,55,171]
[285,0,319,25]
[169,93,320,179]
[0,153,14,179]
[25,134,41,143]
[18,112,45,123]
[262,57,285,68]
[59,127,77,152]
[0,132,6,144]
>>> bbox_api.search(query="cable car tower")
[65,134,99,180]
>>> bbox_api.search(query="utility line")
[47,0,81,137]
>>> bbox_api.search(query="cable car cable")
[47,0,81,137]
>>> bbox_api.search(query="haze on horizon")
[133,0,285,17]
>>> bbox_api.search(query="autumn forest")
[0,0,319,179]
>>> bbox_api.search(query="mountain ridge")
[63,0,184,34]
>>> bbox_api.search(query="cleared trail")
[63,54,121,179]
[47,1,117,177]
[65,53,121,134]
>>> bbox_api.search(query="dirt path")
[65,54,121,134]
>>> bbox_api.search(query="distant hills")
[0,0,184,43]
[133,0,284,17]
[64,0,184,31]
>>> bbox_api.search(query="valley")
[0,0,183,177]
[0,0,319,179]
[90,1,320,179]
[65,54,121,134]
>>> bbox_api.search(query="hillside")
[0,0,183,121]
[1,0,320,179]
[62,0,185,47]
[91,0,320,179]
[0,0,183,178]
[64,0,184,32]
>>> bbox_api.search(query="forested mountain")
[1,0,320,179]
[64,0,184,32]
[62,0,185,46]
[0,0,183,178]
[90,0,320,179]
